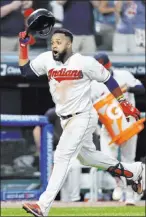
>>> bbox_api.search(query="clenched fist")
[120,100,140,120]
[19,31,35,46]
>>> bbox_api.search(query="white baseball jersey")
[91,68,142,106]
[30,51,110,116]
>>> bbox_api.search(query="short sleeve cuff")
[30,62,40,76]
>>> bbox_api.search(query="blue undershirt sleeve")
[104,75,120,92]
[19,61,36,76]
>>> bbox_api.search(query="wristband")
[19,45,28,59]
[116,95,126,103]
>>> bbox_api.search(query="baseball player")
[91,52,145,205]
[18,9,143,217]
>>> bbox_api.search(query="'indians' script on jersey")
[48,68,83,82]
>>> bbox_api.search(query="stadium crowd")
[1,0,145,53]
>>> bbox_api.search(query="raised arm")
[57,0,67,6]
[19,31,30,66]
[90,0,100,9]
[0,1,22,18]
[98,0,115,14]
[19,31,48,77]
[114,1,123,22]
[18,31,34,76]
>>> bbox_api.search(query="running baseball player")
[18,13,143,217]
[91,52,145,206]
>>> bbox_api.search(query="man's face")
[51,33,71,61]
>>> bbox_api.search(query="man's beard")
[53,50,67,62]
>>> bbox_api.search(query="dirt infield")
[1,200,145,208]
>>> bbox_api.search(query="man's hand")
[22,1,33,10]
[120,100,140,120]
[11,1,22,11]
[19,31,35,47]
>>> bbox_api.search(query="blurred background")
[0,0,145,203]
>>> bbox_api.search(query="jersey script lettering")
[48,68,83,82]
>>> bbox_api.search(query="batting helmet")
[26,8,55,38]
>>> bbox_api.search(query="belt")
[60,112,81,120]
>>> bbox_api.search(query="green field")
[1,207,145,216]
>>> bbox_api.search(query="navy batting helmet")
[26,8,55,38]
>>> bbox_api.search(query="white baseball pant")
[60,158,81,202]
[37,108,140,216]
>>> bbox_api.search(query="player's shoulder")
[73,53,94,61]
[73,53,97,66]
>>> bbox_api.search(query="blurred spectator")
[133,0,145,51]
[21,1,33,13]
[57,0,99,54]
[1,0,33,52]
[50,1,63,28]
[95,0,116,51]
[113,0,138,53]
[47,1,64,49]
